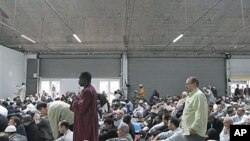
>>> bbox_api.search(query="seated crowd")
[0,84,250,141]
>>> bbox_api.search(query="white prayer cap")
[139,100,144,104]
[120,101,126,105]
[5,125,16,133]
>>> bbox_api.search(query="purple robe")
[70,84,99,141]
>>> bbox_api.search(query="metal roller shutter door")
[128,57,225,98]
[39,56,121,78]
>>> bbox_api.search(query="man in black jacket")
[22,114,41,141]
[206,113,223,140]
[123,114,135,140]
[0,114,8,132]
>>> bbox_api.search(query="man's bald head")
[223,117,233,128]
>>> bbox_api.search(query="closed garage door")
[39,55,121,78]
[128,57,225,98]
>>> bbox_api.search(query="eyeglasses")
[185,82,193,87]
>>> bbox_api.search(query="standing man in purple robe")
[70,72,98,141]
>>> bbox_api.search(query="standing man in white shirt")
[17,82,26,102]
[203,87,216,104]
[55,120,73,141]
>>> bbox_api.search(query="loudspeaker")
[225,52,231,59]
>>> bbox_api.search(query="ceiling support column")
[121,52,128,99]
[226,55,231,96]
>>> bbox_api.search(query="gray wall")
[128,57,226,99]
[0,45,25,99]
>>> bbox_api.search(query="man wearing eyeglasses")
[181,76,208,141]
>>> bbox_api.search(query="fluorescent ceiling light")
[73,34,81,43]
[173,34,183,43]
[21,35,36,43]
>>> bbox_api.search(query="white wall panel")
[0,45,25,99]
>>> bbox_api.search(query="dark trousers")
[69,124,74,131]
[185,134,205,141]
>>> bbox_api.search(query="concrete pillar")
[122,52,128,98]
[226,58,231,96]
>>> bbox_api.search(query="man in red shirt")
[70,72,98,141]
